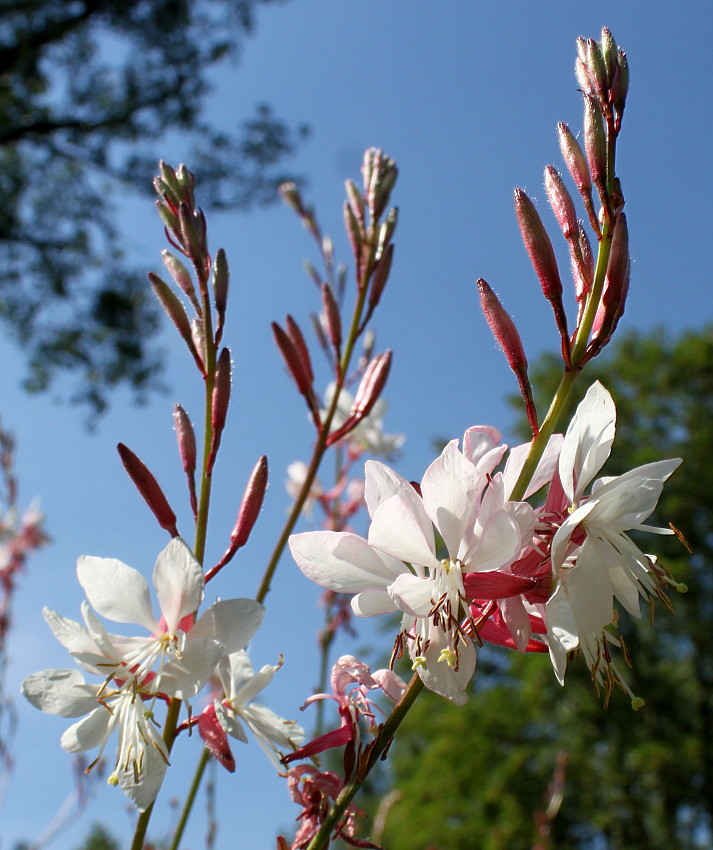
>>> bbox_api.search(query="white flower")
[213,650,304,769]
[22,537,264,809]
[290,437,526,704]
[546,382,681,691]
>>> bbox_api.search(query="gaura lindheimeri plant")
[20,28,687,850]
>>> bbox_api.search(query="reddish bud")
[514,190,569,354]
[477,280,538,435]
[544,166,578,241]
[162,250,200,313]
[326,351,393,447]
[588,213,629,358]
[321,283,342,351]
[600,28,617,83]
[514,189,563,301]
[206,456,268,581]
[585,38,609,107]
[173,404,198,517]
[285,315,314,385]
[613,48,629,129]
[148,273,205,373]
[279,181,305,215]
[117,443,178,537]
[272,321,320,427]
[178,201,202,261]
[583,97,607,190]
[557,123,598,232]
[362,147,398,219]
[368,242,394,312]
[212,248,229,346]
[208,348,232,473]
[343,200,363,261]
[345,179,366,230]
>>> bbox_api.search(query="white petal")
[77,556,156,631]
[465,511,521,572]
[154,538,204,633]
[559,381,616,502]
[421,441,482,555]
[61,704,114,753]
[364,460,411,518]
[388,573,435,617]
[565,538,615,634]
[159,638,226,698]
[462,425,503,468]
[190,598,265,654]
[289,531,406,592]
[42,607,108,672]
[413,631,476,705]
[545,584,578,684]
[22,669,98,717]
[368,494,439,572]
[351,589,398,617]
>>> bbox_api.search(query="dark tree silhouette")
[0,0,308,417]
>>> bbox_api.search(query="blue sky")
[2,2,712,848]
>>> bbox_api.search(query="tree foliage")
[366,326,713,850]
[0,0,307,417]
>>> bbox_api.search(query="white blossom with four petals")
[22,537,265,809]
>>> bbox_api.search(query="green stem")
[169,749,211,850]
[305,674,425,850]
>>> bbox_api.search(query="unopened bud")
[285,315,314,385]
[585,38,609,106]
[343,200,363,260]
[148,273,204,373]
[557,123,594,204]
[155,199,180,238]
[173,404,198,516]
[345,179,366,230]
[583,97,607,190]
[212,248,229,345]
[162,250,200,313]
[279,181,304,215]
[613,48,629,129]
[477,279,538,434]
[377,207,398,258]
[588,213,629,357]
[544,166,578,240]
[575,56,594,100]
[600,28,617,83]
[178,202,202,261]
[158,161,182,199]
[117,443,178,537]
[206,456,269,581]
[369,242,394,312]
[514,189,564,303]
[175,163,196,208]
[362,148,398,219]
[191,318,206,369]
[210,348,232,456]
[321,283,342,351]
[326,351,393,446]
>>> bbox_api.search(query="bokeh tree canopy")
[365,326,712,850]
[0,0,307,416]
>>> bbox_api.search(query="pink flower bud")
[344,179,366,230]
[514,188,563,301]
[343,202,363,265]
[161,250,200,313]
[588,213,629,358]
[583,96,607,189]
[212,248,229,346]
[584,38,608,106]
[544,166,578,241]
[477,280,538,434]
[117,443,178,537]
[368,242,394,312]
[557,123,597,231]
[148,273,205,373]
[285,315,314,385]
[321,283,342,351]
[326,351,393,447]
[173,404,198,517]
[206,456,269,581]
[208,348,232,472]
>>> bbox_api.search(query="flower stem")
[305,674,424,850]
